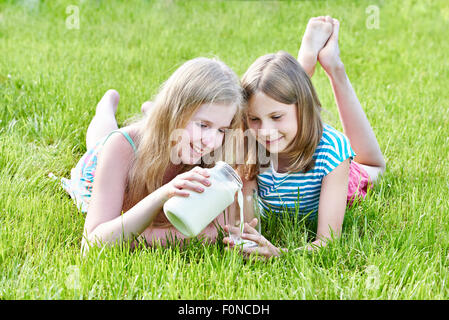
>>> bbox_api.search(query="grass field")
[1,0,448,299]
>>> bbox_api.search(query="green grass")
[1,0,448,299]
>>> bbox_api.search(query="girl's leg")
[297,16,333,78]
[141,101,153,114]
[318,17,386,183]
[85,89,120,150]
[328,67,386,183]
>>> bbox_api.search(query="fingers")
[249,218,258,228]
[242,222,259,235]
[223,236,261,258]
[223,234,271,261]
[165,166,212,200]
[240,232,261,243]
[184,171,211,186]
[225,224,242,235]
[191,166,210,178]
[172,179,205,193]
[241,232,270,248]
[223,236,234,247]
[166,187,190,198]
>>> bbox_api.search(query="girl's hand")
[161,166,211,202]
[297,239,328,252]
[223,218,285,260]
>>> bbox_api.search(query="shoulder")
[314,124,355,176]
[120,124,140,143]
[103,132,134,157]
[316,124,354,158]
[97,127,138,173]
[319,124,350,149]
[104,123,141,154]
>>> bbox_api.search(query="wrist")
[157,184,171,205]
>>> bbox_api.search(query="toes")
[141,101,154,114]
[105,89,120,104]
[309,16,325,24]
[307,17,320,26]
[103,89,120,111]
[330,19,340,38]
[332,18,340,28]
[97,89,119,114]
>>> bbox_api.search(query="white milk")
[230,189,258,248]
[164,161,259,249]
[163,161,242,238]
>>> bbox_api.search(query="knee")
[360,163,385,185]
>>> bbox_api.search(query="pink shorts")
[347,161,373,206]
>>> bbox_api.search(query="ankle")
[325,60,346,80]
[298,51,317,77]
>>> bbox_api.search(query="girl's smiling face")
[247,91,298,154]
[179,102,237,164]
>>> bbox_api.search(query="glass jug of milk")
[163,161,244,238]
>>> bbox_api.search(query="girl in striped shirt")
[224,16,386,257]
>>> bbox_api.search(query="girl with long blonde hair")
[60,57,243,254]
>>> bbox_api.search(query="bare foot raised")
[318,17,344,76]
[141,101,154,114]
[297,16,333,77]
[96,89,120,116]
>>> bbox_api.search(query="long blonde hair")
[240,51,323,180]
[124,57,243,225]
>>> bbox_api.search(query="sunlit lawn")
[0,0,448,299]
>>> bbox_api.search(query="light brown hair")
[240,51,323,180]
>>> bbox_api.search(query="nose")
[258,121,279,140]
[201,128,222,151]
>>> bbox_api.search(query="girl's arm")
[81,133,210,254]
[313,158,350,247]
[81,133,162,253]
[233,159,350,257]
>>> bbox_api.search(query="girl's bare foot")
[297,16,333,77]
[86,89,120,149]
[318,17,344,76]
[96,89,120,116]
[141,101,153,114]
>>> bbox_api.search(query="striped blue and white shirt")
[256,123,355,219]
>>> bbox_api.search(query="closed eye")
[196,122,208,128]
[272,115,282,120]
